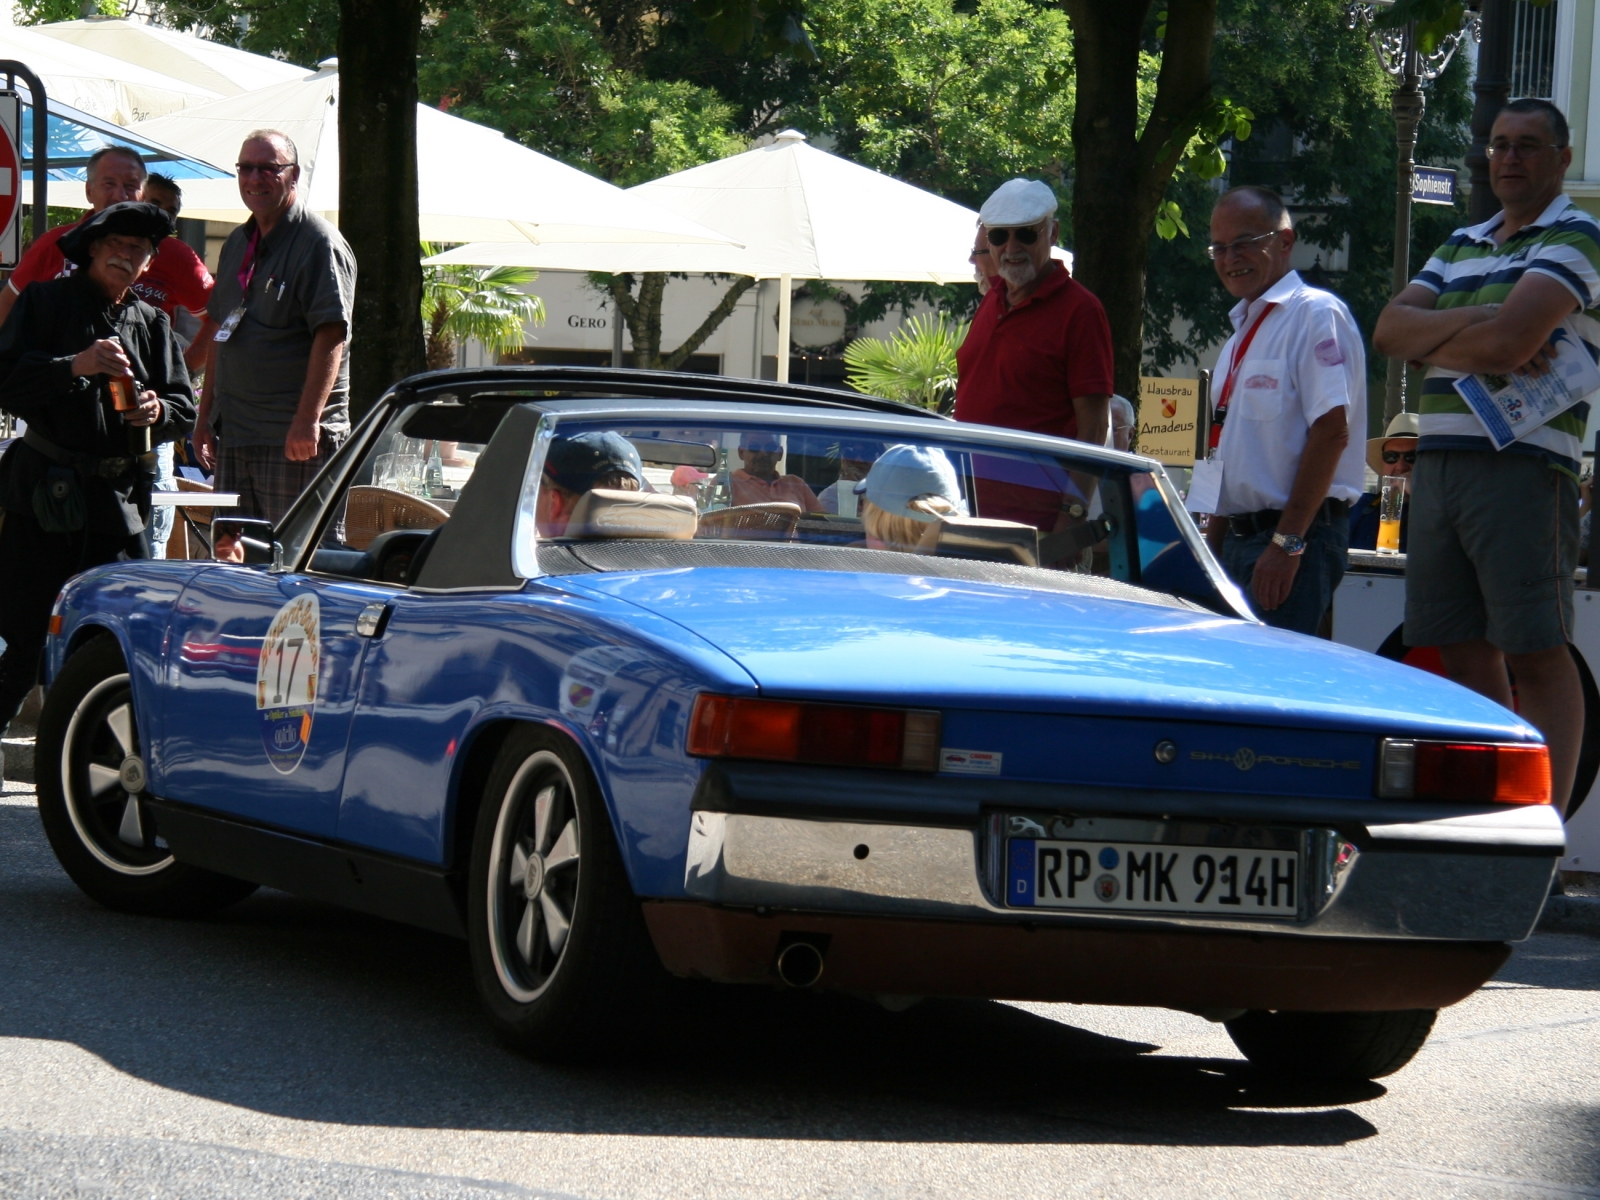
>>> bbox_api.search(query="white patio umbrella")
[30,17,309,98]
[0,24,220,125]
[425,130,981,380]
[125,62,739,246]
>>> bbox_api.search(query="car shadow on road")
[0,804,1380,1149]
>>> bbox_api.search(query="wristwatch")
[1271,531,1306,556]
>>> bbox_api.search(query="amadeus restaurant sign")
[1137,376,1206,466]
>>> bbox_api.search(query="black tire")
[1224,1008,1438,1080]
[36,636,258,917]
[466,724,667,1061]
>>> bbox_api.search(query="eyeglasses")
[1486,139,1563,160]
[236,161,293,178]
[1206,231,1279,260]
[1382,449,1417,465]
[986,226,1040,246]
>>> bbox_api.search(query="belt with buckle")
[23,428,137,479]
[1227,498,1348,539]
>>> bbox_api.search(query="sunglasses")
[1382,450,1417,465]
[744,443,782,455]
[986,226,1040,246]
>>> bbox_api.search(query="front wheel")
[466,725,667,1060]
[36,636,258,917]
[1224,1008,1438,1080]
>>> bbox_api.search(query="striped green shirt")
[1412,194,1600,472]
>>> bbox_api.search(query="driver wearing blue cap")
[536,431,644,537]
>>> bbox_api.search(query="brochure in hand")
[1452,319,1600,450]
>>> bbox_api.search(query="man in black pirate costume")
[0,201,195,757]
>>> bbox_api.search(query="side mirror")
[212,517,278,566]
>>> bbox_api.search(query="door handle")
[356,602,391,639]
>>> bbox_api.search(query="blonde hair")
[862,494,959,553]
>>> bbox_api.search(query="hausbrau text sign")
[1137,376,1206,465]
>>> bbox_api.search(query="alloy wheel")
[60,673,172,876]
[487,749,582,1002]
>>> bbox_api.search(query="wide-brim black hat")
[58,201,174,269]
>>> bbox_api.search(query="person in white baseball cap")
[954,178,1114,529]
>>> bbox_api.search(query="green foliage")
[1374,0,1552,55]
[144,0,335,66]
[803,0,1075,211]
[843,312,968,411]
[420,244,545,369]
[418,0,746,184]
[16,0,122,21]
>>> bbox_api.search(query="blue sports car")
[35,367,1562,1080]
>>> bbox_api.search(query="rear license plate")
[1007,838,1301,917]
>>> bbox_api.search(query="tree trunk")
[339,0,425,419]
[1061,0,1217,413]
[605,272,755,370]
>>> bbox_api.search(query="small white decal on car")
[940,748,1001,776]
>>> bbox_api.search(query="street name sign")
[1413,166,1456,207]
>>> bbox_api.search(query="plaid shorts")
[216,430,347,527]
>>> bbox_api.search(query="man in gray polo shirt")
[194,128,356,524]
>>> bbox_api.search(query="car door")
[160,565,394,838]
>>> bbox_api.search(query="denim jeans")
[149,441,175,559]
[1221,516,1348,636]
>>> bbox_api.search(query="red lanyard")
[1208,301,1278,451]
[237,227,261,294]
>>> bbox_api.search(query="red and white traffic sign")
[0,90,21,268]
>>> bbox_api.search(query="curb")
[1539,893,1600,936]
[1,736,34,785]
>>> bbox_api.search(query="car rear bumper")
[683,809,1559,942]
[641,901,1512,1012]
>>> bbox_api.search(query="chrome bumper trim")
[684,810,1557,942]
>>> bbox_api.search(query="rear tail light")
[688,694,941,772]
[1377,738,1551,805]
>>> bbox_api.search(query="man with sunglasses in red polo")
[954,179,1112,452]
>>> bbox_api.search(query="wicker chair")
[344,486,450,551]
[694,502,803,541]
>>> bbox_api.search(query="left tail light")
[688,694,941,772]
[1377,738,1551,805]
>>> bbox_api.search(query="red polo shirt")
[6,215,213,320]
[953,263,1114,440]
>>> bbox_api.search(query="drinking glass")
[395,454,423,495]
[1376,476,1406,554]
[373,453,397,489]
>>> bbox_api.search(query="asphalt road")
[2,777,1598,1200]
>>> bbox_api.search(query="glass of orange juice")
[1377,476,1406,553]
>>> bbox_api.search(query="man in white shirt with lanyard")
[1188,185,1368,636]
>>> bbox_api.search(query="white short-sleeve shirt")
[1210,270,1369,516]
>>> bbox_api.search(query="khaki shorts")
[1404,449,1578,656]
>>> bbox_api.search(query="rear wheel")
[1224,1008,1438,1080]
[36,636,257,916]
[466,725,667,1060]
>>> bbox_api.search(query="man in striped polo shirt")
[1374,98,1597,815]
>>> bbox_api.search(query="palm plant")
[420,243,546,370]
[843,313,969,412]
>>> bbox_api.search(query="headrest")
[564,488,698,540]
[933,514,1040,567]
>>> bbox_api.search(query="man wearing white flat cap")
[955,178,1113,456]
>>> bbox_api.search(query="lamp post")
[1349,1,1478,424]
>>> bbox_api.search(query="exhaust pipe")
[774,940,825,988]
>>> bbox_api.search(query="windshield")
[525,418,1236,612]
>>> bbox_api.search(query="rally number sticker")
[256,594,320,774]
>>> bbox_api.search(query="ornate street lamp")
[1348,0,1479,423]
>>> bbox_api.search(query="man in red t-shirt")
[954,178,1113,447]
[0,149,215,372]
[137,173,217,373]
